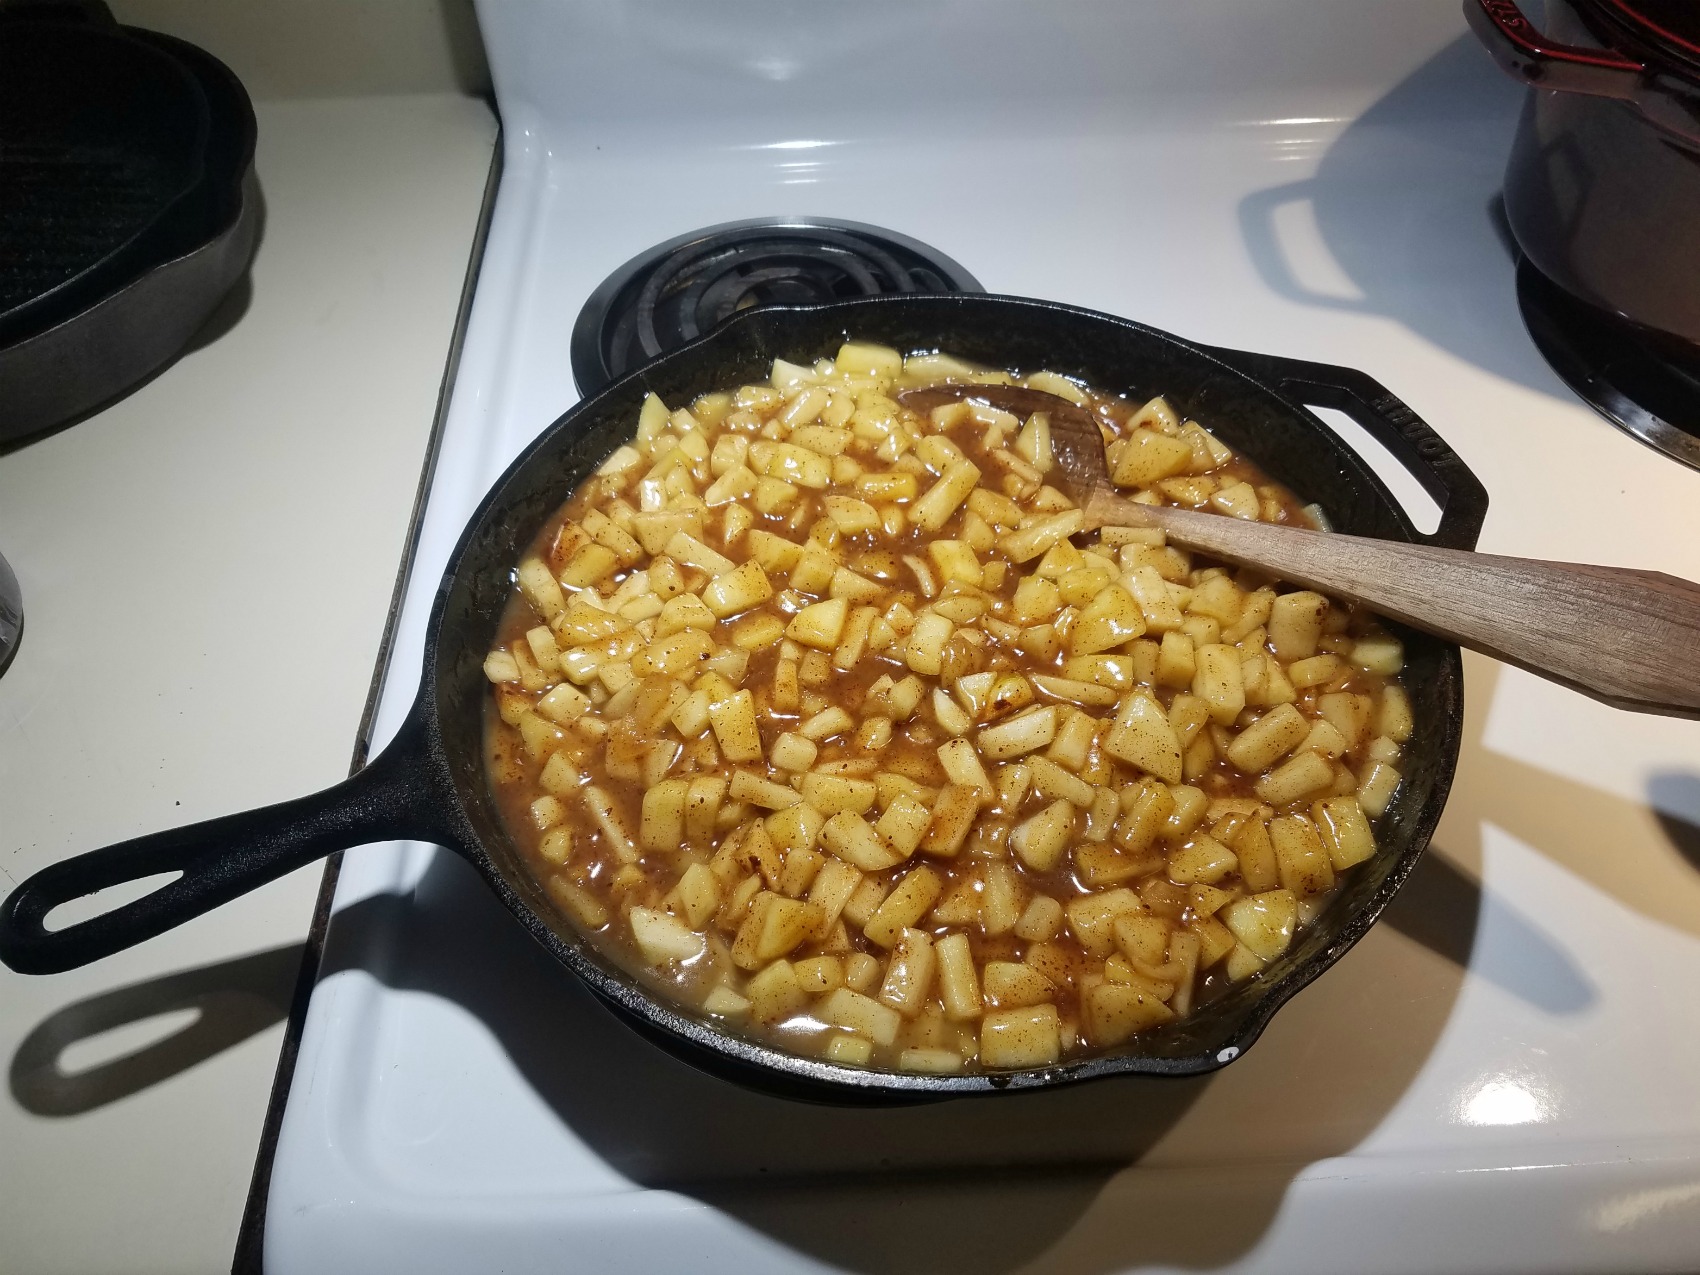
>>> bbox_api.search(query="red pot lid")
[1588,0,1700,70]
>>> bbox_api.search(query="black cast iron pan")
[0,1,209,341]
[0,2,258,442]
[0,295,1488,1101]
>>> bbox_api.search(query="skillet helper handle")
[0,717,457,975]
[1113,501,1700,720]
[1199,345,1489,551]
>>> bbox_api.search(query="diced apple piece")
[769,731,818,772]
[978,705,1058,760]
[1222,889,1298,962]
[876,928,937,1016]
[876,792,933,859]
[822,811,905,872]
[1357,760,1402,818]
[928,539,983,587]
[1255,750,1335,807]
[1083,979,1175,1047]
[806,857,864,936]
[981,961,1056,1010]
[516,714,564,765]
[999,510,1084,564]
[980,1004,1062,1069]
[747,958,809,1024]
[517,557,568,620]
[1110,428,1193,489]
[793,955,844,996]
[707,689,764,763]
[1312,795,1377,869]
[799,706,855,741]
[1027,756,1095,807]
[1014,895,1065,942]
[1270,814,1336,896]
[629,906,706,965]
[1069,584,1146,655]
[634,628,715,678]
[1351,635,1404,675]
[836,340,903,377]
[1317,691,1375,752]
[819,988,902,1047]
[799,772,878,816]
[702,986,750,1018]
[825,1033,874,1065]
[1377,684,1415,742]
[1011,799,1076,871]
[1113,912,1171,966]
[1224,943,1267,982]
[1191,643,1246,725]
[1226,703,1309,774]
[582,784,638,862]
[640,778,690,851]
[756,896,827,963]
[920,784,982,857]
[912,460,983,533]
[676,863,721,928]
[1230,817,1280,893]
[700,561,774,619]
[903,610,954,676]
[786,596,849,650]
[980,861,1024,935]
[864,866,944,947]
[483,651,522,684]
[1065,888,1143,956]
[1268,591,1329,660]
[935,933,982,1021]
[1166,834,1238,885]
[1102,694,1183,784]
[936,738,993,791]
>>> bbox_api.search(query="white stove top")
[267,2,1700,1270]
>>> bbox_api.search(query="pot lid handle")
[1465,0,1700,145]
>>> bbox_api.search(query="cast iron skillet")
[0,295,1488,1101]
[0,2,210,343]
[0,2,259,443]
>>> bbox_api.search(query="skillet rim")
[418,292,1476,1099]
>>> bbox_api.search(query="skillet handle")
[1462,0,1700,146]
[0,710,460,975]
[1198,345,1490,552]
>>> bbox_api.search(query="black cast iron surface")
[0,4,209,337]
[0,294,1486,1100]
[1517,257,1700,471]
[0,8,258,443]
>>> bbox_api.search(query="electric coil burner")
[1518,258,1700,471]
[569,217,981,396]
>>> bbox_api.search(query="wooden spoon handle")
[1092,493,1700,718]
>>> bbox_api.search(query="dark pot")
[0,295,1486,1101]
[1466,0,1700,348]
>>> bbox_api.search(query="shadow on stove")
[1649,771,1700,875]
[8,941,298,1117]
[292,844,1482,1274]
[1236,36,1561,399]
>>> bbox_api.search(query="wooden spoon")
[897,384,1700,718]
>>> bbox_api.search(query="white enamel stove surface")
[267,2,1700,1271]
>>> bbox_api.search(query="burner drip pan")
[1518,258,1700,471]
[570,218,981,396]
